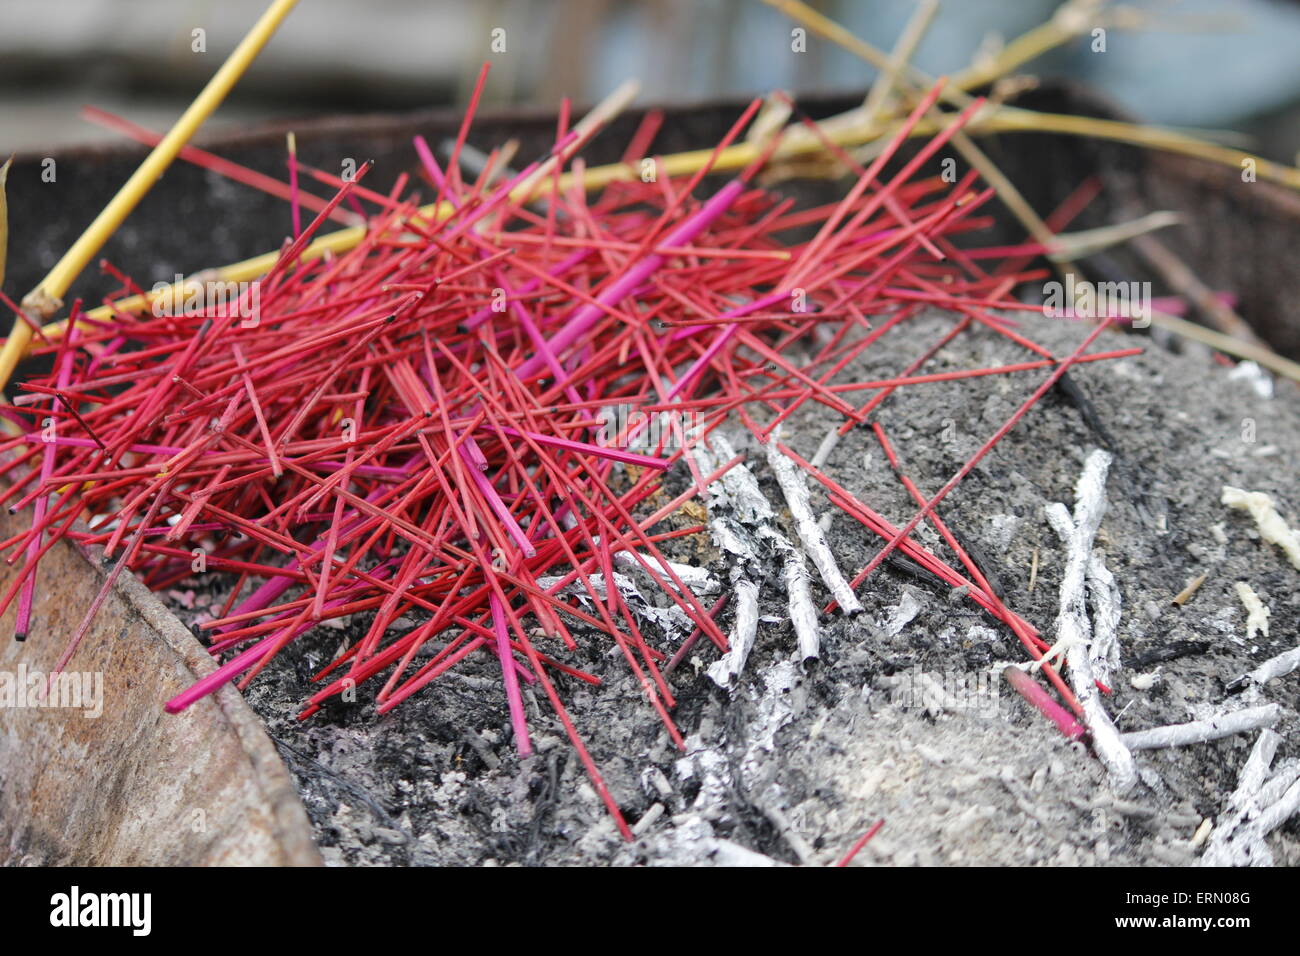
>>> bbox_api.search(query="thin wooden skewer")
[859,0,939,126]
[0,157,10,291]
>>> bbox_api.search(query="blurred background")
[3,0,1300,161]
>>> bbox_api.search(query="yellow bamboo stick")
[989,107,1300,190]
[0,0,299,392]
[860,0,939,124]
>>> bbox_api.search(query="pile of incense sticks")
[0,78,1142,836]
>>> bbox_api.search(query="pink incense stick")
[15,340,76,639]
[513,177,749,380]
[491,592,533,756]
[1002,667,1086,741]
[457,443,536,557]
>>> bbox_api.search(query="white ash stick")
[711,839,789,867]
[1046,450,1136,792]
[704,436,777,528]
[783,549,821,662]
[766,436,863,613]
[1257,760,1300,807]
[612,550,720,594]
[1121,704,1282,751]
[1229,729,1281,811]
[1256,775,1300,835]
[1246,758,1300,849]
[695,435,833,680]
[707,579,760,689]
[691,438,768,686]
[1237,643,1300,688]
[1201,729,1300,867]
[1086,549,1121,685]
[757,799,816,865]
[1067,629,1136,792]
[1201,730,1279,866]
[810,426,842,469]
[538,571,694,638]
